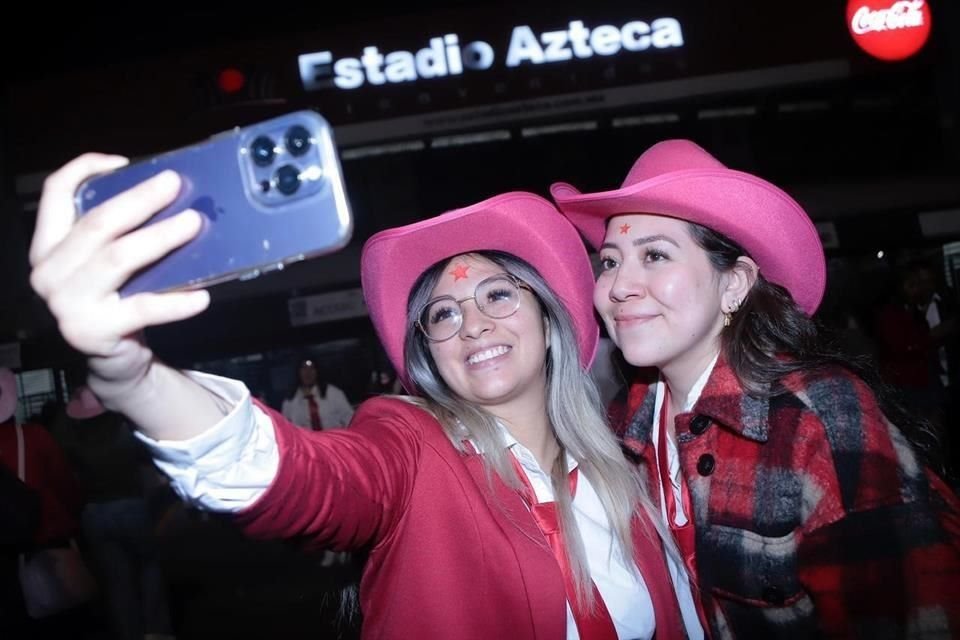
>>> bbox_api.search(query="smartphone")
[74,110,353,297]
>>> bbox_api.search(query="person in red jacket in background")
[0,367,87,638]
[26,152,697,640]
[875,261,955,436]
[0,370,83,551]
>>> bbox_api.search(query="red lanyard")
[305,395,322,430]
[657,388,709,632]
[510,455,618,640]
[656,389,695,548]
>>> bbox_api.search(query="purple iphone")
[74,110,353,297]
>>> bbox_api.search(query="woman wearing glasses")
[28,154,693,639]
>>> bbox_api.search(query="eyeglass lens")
[420,275,522,341]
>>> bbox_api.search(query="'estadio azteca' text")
[298,18,684,91]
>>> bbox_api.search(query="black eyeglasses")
[416,274,532,342]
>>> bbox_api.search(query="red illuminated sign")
[217,68,247,94]
[846,0,932,61]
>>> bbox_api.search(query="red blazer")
[234,397,686,640]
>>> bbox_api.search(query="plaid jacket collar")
[621,354,772,445]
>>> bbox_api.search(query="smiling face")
[424,254,549,417]
[594,214,731,384]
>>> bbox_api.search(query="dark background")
[2,0,958,394]
[1,3,958,638]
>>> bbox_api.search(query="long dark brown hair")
[687,222,948,478]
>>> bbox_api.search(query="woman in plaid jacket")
[551,139,960,639]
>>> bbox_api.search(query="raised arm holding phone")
[27,130,699,638]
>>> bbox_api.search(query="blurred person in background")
[62,385,176,640]
[0,368,91,639]
[281,359,354,430]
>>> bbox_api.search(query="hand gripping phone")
[74,110,353,297]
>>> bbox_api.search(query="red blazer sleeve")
[233,396,425,552]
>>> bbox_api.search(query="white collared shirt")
[650,352,719,528]
[133,372,700,639]
[647,352,718,640]
[497,429,654,640]
[281,384,355,430]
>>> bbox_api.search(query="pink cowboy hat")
[0,368,16,423]
[550,139,826,314]
[66,385,106,420]
[361,191,599,391]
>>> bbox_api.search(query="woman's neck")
[661,345,721,432]
[499,405,559,473]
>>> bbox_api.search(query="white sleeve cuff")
[133,370,280,512]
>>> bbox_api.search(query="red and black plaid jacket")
[618,357,960,639]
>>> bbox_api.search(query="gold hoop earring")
[723,298,742,328]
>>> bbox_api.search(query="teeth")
[467,345,510,364]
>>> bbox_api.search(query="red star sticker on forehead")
[449,264,470,281]
[619,223,631,235]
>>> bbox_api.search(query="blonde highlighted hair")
[402,250,676,611]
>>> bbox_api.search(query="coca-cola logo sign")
[846,0,932,61]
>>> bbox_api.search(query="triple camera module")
[245,123,322,203]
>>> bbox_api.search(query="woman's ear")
[722,256,759,313]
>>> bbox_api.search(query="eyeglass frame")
[414,273,534,342]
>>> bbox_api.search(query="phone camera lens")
[250,136,276,167]
[275,164,301,195]
[284,125,312,157]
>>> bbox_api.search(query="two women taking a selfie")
[28,136,960,639]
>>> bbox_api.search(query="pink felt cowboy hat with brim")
[361,191,599,392]
[550,139,826,315]
[0,367,16,423]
